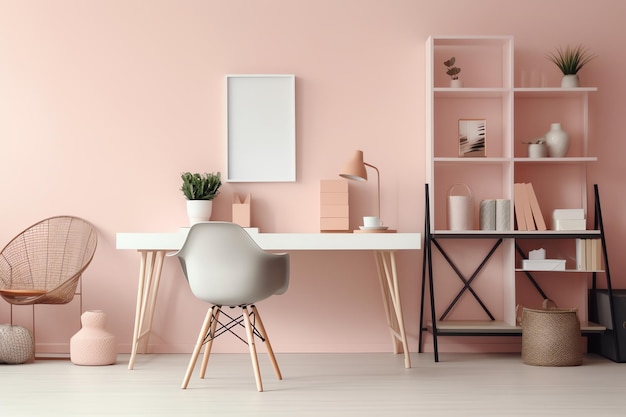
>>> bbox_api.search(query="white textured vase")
[70,310,117,366]
[545,123,570,157]
[561,74,580,88]
[186,200,213,225]
[450,79,463,88]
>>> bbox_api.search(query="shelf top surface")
[432,157,597,163]
[433,87,596,98]
[432,230,601,239]
[429,35,513,45]
[429,320,605,334]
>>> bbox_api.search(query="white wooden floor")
[0,352,624,416]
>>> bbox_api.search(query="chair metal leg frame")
[9,291,82,359]
[9,305,38,355]
[374,250,411,369]
[181,304,282,392]
[129,249,166,370]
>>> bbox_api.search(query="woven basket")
[521,300,582,367]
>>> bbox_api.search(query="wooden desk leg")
[128,250,166,370]
[374,250,411,368]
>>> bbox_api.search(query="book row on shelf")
[513,183,546,231]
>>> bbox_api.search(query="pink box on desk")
[320,217,349,231]
[321,205,349,218]
[320,179,348,193]
[320,180,349,232]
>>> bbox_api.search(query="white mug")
[363,216,382,228]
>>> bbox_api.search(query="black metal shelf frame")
[418,183,620,362]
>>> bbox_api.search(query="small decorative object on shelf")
[459,119,486,157]
[479,199,511,231]
[444,56,462,87]
[181,171,222,225]
[447,183,473,230]
[544,123,569,157]
[523,137,547,158]
[547,44,595,88]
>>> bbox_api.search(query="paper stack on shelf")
[522,247,565,270]
[522,248,565,271]
[522,259,566,271]
[553,208,586,231]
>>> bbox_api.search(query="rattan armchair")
[0,216,98,323]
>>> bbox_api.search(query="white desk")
[116,228,421,369]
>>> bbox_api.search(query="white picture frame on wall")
[226,74,296,182]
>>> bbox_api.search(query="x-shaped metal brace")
[432,238,503,321]
[203,305,265,346]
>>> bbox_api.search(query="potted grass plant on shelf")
[547,45,595,88]
[180,171,222,225]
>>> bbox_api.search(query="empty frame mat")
[226,75,296,182]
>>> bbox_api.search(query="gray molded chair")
[170,222,289,392]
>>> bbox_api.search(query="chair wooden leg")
[251,305,282,380]
[199,307,220,379]
[182,307,214,389]
[242,306,263,392]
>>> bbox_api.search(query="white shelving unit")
[419,35,613,362]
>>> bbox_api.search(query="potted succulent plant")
[547,45,595,88]
[180,171,222,224]
[444,57,462,87]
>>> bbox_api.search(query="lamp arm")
[364,162,380,219]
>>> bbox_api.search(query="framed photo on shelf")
[459,119,486,157]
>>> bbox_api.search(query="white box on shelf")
[522,259,566,271]
[554,218,586,231]
[553,208,584,220]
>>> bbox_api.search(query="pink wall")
[1,0,625,355]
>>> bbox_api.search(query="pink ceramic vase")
[70,310,117,366]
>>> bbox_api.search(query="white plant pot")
[186,200,213,225]
[527,143,547,158]
[561,74,580,88]
[450,79,463,88]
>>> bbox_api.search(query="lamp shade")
[339,150,367,181]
